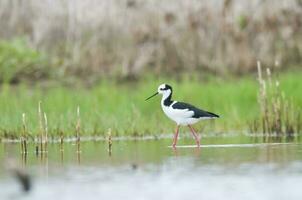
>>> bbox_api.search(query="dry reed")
[20,113,27,154]
[0,0,301,79]
[60,130,64,152]
[107,128,112,156]
[76,106,81,153]
[43,112,48,152]
[38,101,43,153]
[255,61,300,137]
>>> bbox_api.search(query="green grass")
[0,71,302,139]
[0,38,51,83]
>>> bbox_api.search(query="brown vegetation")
[0,0,301,80]
[250,61,301,137]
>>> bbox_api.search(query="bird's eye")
[160,88,165,91]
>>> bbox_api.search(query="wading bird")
[145,84,219,148]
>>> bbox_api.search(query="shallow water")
[1,136,302,200]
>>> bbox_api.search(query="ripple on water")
[1,160,302,200]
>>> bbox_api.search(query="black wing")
[172,102,219,119]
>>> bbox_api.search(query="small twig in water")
[38,101,44,153]
[76,106,81,153]
[21,113,27,154]
[44,112,48,153]
[107,128,112,156]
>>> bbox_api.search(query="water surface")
[0,136,302,200]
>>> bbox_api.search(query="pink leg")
[172,125,180,148]
[188,125,200,147]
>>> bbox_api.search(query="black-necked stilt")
[146,84,219,148]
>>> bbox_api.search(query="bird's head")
[145,83,172,101]
[158,83,172,95]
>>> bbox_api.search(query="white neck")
[161,90,172,106]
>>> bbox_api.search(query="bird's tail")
[206,112,219,118]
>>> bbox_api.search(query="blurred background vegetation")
[0,0,301,82]
[0,0,301,138]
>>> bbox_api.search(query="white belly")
[161,104,200,125]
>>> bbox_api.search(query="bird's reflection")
[171,145,201,157]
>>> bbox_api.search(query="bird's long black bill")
[145,92,158,101]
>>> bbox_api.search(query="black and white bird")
[146,84,219,148]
